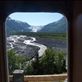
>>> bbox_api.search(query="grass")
[12,32,67,40]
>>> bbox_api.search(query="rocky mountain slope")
[5,17,67,35]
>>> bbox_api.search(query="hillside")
[39,17,68,33]
[5,16,68,35]
[5,17,31,35]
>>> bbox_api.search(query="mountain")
[39,17,68,33]
[5,16,68,35]
[5,17,31,35]
[29,26,43,32]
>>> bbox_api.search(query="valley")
[7,33,67,59]
[6,13,68,76]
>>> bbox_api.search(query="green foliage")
[8,49,17,74]
[39,48,66,74]
[13,32,67,40]
[26,48,67,75]
[8,49,29,74]
[8,48,66,75]
[24,62,33,75]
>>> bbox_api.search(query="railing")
[9,73,67,82]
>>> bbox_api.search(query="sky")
[9,12,64,26]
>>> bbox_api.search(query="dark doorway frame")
[1,0,82,82]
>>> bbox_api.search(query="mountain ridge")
[5,17,68,35]
[5,17,31,35]
[39,17,68,33]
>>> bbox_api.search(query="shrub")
[8,48,67,75]
[39,48,66,74]
[8,49,29,74]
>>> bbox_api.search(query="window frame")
[0,0,74,82]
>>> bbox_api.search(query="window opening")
[5,12,68,82]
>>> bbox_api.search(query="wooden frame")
[1,0,82,82]
[9,74,67,82]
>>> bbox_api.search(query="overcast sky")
[9,12,64,26]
